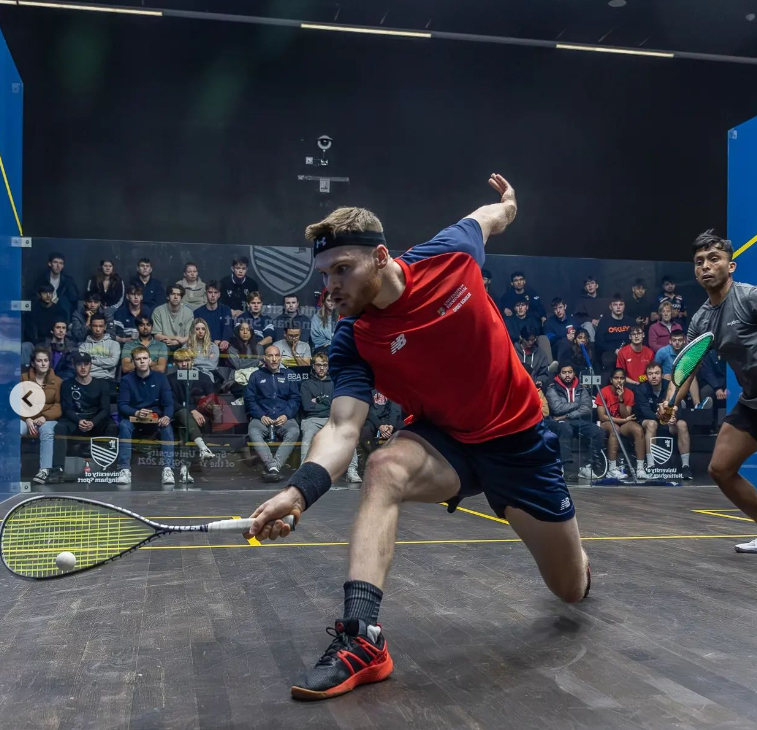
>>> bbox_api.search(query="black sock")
[343,580,383,625]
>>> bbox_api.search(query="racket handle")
[206,515,295,533]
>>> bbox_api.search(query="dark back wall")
[1,9,757,260]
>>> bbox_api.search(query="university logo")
[390,334,407,355]
[650,436,674,466]
[250,246,316,297]
[90,437,119,469]
[438,307,447,316]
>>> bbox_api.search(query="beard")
[336,269,383,317]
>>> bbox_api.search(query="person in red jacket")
[616,326,654,386]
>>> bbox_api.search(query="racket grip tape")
[206,515,295,532]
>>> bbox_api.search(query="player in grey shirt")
[679,230,757,553]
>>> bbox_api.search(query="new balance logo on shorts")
[560,497,571,511]
[390,334,407,354]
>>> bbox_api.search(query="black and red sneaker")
[291,618,394,701]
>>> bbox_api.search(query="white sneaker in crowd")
[116,469,132,485]
[735,537,757,553]
[346,468,363,483]
[577,465,601,480]
[606,467,628,480]
[199,446,214,461]
[161,467,175,485]
[636,466,651,480]
[179,464,194,483]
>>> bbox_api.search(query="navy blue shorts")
[402,419,575,523]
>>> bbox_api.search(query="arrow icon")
[22,391,33,408]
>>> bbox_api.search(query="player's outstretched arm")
[243,395,369,540]
[467,173,518,245]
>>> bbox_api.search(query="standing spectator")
[544,362,604,481]
[594,295,635,368]
[648,301,676,354]
[115,346,175,486]
[49,352,118,483]
[195,281,234,355]
[273,294,312,344]
[481,268,492,294]
[575,275,608,339]
[25,283,67,344]
[698,351,727,409]
[176,262,207,311]
[615,326,654,385]
[85,259,125,313]
[71,293,115,344]
[152,285,194,350]
[33,252,79,320]
[360,390,403,455]
[659,275,687,327]
[626,277,657,329]
[78,314,120,381]
[43,320,77,381]
[310,289,339,353]
[595,367,649,480]
[544,297,580,363]
[656,329,706,408]
[234,292,273,347]
[21,346,61,485]
[299,352,361,482]
[187,318,220,377]
[113,285,152,344]
[227,321,264,387]
[244,345,301,482]
[512,325,549,390]
[274,323,312,369]
[634,361,692,479]
[122,317,168,374]
[130,258,163,310]
[500,271,546,320]
[220,256,258,316]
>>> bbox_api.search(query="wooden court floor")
[1,487,757,730]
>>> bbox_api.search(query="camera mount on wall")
[298,134,349,194]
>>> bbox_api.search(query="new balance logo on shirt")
[560,497,571,511]
[390,334,407,355]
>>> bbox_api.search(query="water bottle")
[268,424,276,441]
[84,460,92,479]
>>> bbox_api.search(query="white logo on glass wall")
[90,437,119,469]
[650,437,673,466]
[250,246,315,296]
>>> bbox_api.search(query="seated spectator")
[122,317,169,374]
[360,390,403,455]
[568,327,596,374]
[698,350,727,409]
[481,268,492,294]
[244,345,301,482]
[220,256,258,317]
[71,293,115,344]
[594,295,636,368]
[505,297,542,341]
[194,281,234,355]
[48,352,118,483]
[33,252,79,321]
[655,329,706,408]
[227,321,264,391]
[115,345,175,486]
[659,274,687,327]
[86,259,125,313]
[113,285,152,344]
[25,282,67,345]
[234,291,273,347]
[176,262,207,311]
[44,320,77,381]
[513,325,549,389]
[273,295,311,344]
[615,326,654,385]
[310,289,339,353]
[627,277,657,329]
[595,367,648,480]
[544,297,580,363]
[187,318,220,376]
[167,347,215,478]
[299,352,361,482]
[634,361,691,479]
[79,314,120,380]
[544,362,604,481]
[130,258,163,310]
[152,284,194,350]
[648,301,677,353]
[274,322,312,369]
[21,346,62,484]
[501,271,546,321]
[575,275,609,339]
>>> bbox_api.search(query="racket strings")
[671,336,714,386]
[1,499,155,578]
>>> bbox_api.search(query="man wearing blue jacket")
[245,345,301,481]
[115,345,176,486]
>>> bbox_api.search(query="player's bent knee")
[708,460,736,485]
[362,449,414,500]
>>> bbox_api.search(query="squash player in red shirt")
[244,174,591,701]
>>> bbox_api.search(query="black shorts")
[401,419,575,523]
[724,401,757,441]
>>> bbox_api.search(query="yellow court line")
[693,508,742,512]
[440,502,509,525]
[734,232,757,259]
[0,149,22,236]
[692,509,754,522]
[140,533,757,550]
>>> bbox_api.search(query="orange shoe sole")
[291,652,394,701]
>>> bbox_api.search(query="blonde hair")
[174,347,194,362]
[188,318,212,356]
[305,207,384,241]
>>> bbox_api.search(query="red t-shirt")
[329,218,542,443]
[596,385,635,418]
[616,344,654,383]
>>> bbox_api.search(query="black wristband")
[288,462,333,510]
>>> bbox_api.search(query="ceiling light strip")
[0,1,18,6]
[556,43,674,58]
[301,22,431,39]
[17,1,162,16]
